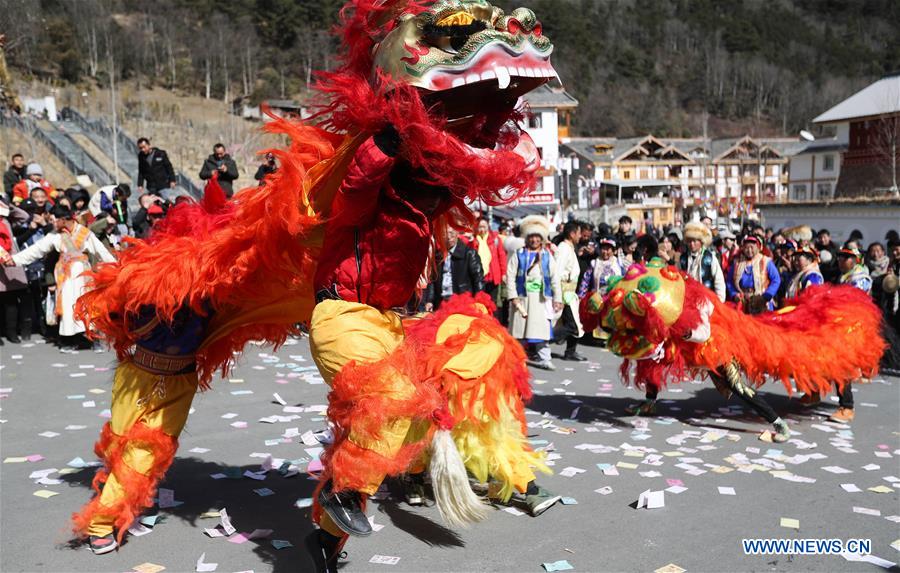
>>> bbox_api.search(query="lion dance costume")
[73,0,558,563]
[581,259,884,442]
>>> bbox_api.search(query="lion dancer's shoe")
[317,480,372,537]
[625,386,659,416]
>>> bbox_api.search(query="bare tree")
[873,114,900,196]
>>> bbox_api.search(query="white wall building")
[520,85,578,206]
[787,139,846,201]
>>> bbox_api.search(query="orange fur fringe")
[71,422,177,543]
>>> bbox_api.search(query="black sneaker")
[524,486,561,516]
[402,473,426,506]
[306,529,345,573]
[563,351,588,362]
[89,533,118,555]
[317,480,372,537]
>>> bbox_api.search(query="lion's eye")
[423,18,487,53]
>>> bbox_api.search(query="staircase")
[1,113,113,193]
[61,108,202,199]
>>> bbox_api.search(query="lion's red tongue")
[465,121,538,175]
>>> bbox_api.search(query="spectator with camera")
[200,143,239,198]
[254,152,277,186]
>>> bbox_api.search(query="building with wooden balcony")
[560,134,803,224]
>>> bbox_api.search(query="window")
[792,184,807,201]
[603,168,611,179]
[528,114,542,129]
[657,167,667,179]
[623,170,631,180]
[765,165,774,176]
[823,154,835,171]
[639,169,649,179]
[816,182,832,199]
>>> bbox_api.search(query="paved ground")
[1,336,898,573]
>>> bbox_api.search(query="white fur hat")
[519,215,551,240]
[683,221,712,246]
[784,225,813,243]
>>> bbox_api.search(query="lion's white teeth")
[496,66,511,89]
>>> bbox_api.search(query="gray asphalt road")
[1,337,898,573]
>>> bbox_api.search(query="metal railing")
[63,108,203,199]
[1,113,113,187]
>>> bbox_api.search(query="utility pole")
[109,50,119,184]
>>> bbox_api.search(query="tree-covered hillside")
[2,0,898,137]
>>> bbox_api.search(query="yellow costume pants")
[81,362,198,537]
[310,299,418,493]
[437,314,541,500]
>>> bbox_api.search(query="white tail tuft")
[429,429,488,528]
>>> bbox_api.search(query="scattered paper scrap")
[654,564,686,573]
[33,489,59,498]
[868,485,893,494]
[718,486,736,496]
[369,555,401,565]
[636,489,665,509]
[780,517,800,529]
[542,560,574,572]
[196,553,218,572]
[132,564,166,573]
[271,540,293,550]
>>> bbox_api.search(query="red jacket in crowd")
[470,231,507,286]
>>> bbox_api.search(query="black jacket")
[426,241,483,309]
[199,154,239,197]
[3,165,25,200]
[254,163,276,184]
[137,148,176,191]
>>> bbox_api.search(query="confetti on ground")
[132,563,166,573]
[33,489,59,498]
[780,517,800,529]
[369,555,401,565]
[196,553,218,572]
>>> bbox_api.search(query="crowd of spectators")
[0,137,255,348]
[2,140,898,374]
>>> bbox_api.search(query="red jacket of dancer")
[313,136,450,310]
